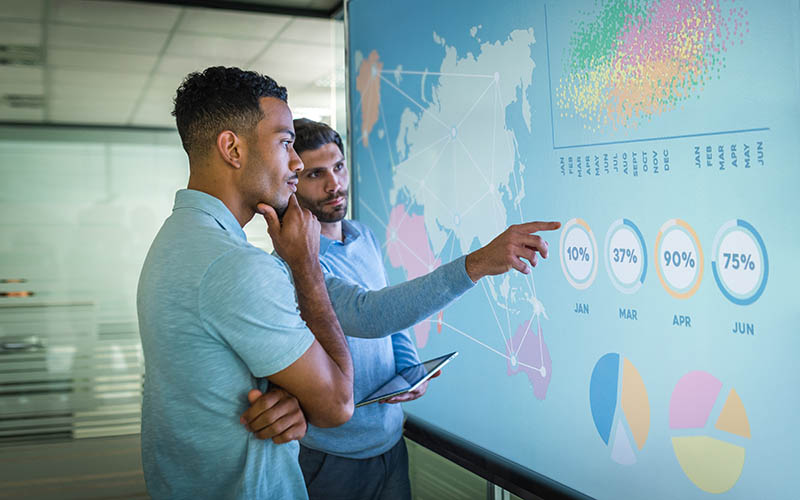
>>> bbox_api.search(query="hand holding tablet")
[356,352,458,407]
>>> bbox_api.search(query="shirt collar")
[320,219,361,255]
[173,189,247,241]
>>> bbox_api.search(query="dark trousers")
[298,439,412,500]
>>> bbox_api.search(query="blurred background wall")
[0,1,344,497]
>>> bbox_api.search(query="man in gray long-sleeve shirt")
[243,119,561,499]
[295,119,424,499]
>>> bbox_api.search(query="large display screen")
[346,0,798,498]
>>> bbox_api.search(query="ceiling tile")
[0,21,41,45]
[165,33,266,61]
[48,24,169,54]
[138,87,175,112]
[281,18,341,45]
[129,105,175,127]
[154,55,250,77]
[257,41,335,74]
[288,87,333,108]
[129,95,176,127]
[177,9,290,40]
[246,60,312,90]
[49,98,135,123]
[51,68,149,92]
[48,48,157,73]
[0,0,44,21]
[51,0,180,31]
[148,74,185,94]
[49,84,140,101]
[0,1,343,127]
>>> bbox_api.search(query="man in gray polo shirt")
[137,67,355,499]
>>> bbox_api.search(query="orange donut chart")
[654,219,704,299]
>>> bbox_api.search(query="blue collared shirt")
[137,189,314,500]
[300,220,420,459]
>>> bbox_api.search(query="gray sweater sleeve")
[325,255,476,339]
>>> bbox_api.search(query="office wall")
[0,126,187,443]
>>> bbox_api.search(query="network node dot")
[494,72,500,82]
[454,214,461,225]
[451,127,457,138]
[510,355,517,367]
[540,367,547,377]
[371,65,377,77]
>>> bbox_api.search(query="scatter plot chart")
[554,0,749,132]
[669,371,750,494]
[589,353,650,465]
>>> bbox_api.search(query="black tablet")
[356,351,458,407]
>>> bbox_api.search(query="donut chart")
[560,218,599,290]
[711,219,769,305]
[654,219,704,299]
[604,218,648,294]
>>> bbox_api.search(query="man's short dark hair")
[172,66,288,157]
[292,118,344,157]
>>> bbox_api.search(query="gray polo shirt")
[137,189,313,499]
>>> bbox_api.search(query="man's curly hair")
[172,66,288,157]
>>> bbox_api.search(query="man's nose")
[325,172,340,192]
[290,147,304,172]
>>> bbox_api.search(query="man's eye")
[334,164,344,171]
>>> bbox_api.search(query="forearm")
[292,263,353,400]
[392,330,421,371]
[326,255,475,339]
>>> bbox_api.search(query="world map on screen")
[348,0,797,498]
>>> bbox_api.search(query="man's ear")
[216,130,243,169]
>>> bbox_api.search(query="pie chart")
[669,371,751,494]
[589,353,650,465]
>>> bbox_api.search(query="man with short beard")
[264,118,560,499]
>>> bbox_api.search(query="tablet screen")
[356,351,458,407]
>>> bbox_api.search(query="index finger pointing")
[516,221,561,233]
